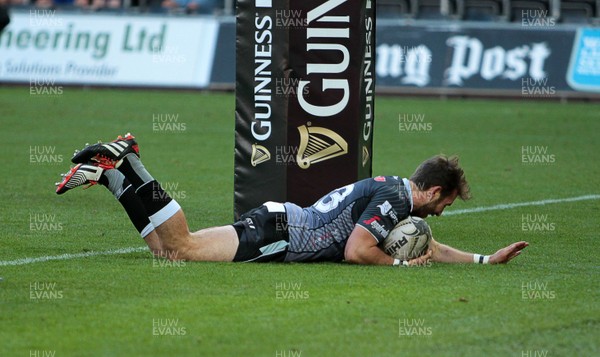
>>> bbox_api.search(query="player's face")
[414,189,458,218]
[429,190,458,217]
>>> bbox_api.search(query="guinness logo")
[362,145,370,167]
[251,144,271,166]
[296,125,348,169]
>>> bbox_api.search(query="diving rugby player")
[56,134,528,266]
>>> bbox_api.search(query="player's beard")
[412,198,441,218]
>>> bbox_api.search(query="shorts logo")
[296,124,348,169]
[245,217,256,229]
[251,144,271,166]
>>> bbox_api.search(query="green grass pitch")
[1,87,599,356]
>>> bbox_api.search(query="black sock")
[136,180,181,228]
[100,169,154,237]
[136,180,172,216]
[117,154,154,189]
[116,154,180,228]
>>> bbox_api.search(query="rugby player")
[56,134,528,266]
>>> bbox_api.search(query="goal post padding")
[234,0,375,218]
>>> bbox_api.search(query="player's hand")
[489,241,529,264]
[407,249,432,267]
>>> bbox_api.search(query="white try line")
[1,194,599,267]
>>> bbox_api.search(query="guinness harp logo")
[296,125,348,169]
[251,144,271,166]
[362,146,370,167]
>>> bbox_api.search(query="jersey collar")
[402,178,414,212]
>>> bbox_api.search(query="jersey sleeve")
[356,183,410,243]
[356,203,396,243]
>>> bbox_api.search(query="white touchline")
[443,194,600,216]
[1,194,599,267]
[0,247,148,267]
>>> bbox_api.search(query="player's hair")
[410,155,471,200]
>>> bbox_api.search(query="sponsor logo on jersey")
[377,200,399,224]
[363,215,381,225]
[370,220,389,239]
[374,176,386,182]
[251,143,271,166]
[378,200,392,215]
[296,124,348,169]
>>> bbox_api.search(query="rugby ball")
[381,216,432,260]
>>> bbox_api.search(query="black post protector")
[234,0,375,218]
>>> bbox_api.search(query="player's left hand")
[489,241,529,264]
[408,249,432,267]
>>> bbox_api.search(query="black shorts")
[232,202,289,262]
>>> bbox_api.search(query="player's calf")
[151,210,195,259]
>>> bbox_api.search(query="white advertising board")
[0,11,219,87]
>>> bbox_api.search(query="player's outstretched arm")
[429,238,528,264]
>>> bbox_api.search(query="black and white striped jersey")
[283,176,413,262]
